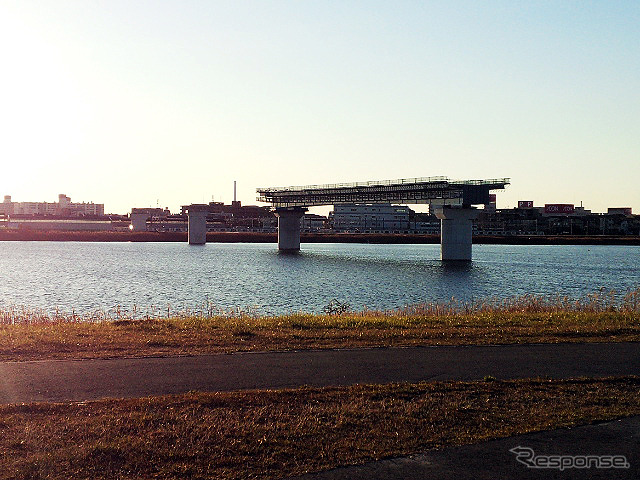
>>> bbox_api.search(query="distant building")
[301,213,328,232]
[0,194,104,217]
[607,207,633,216]
[476,201,640,236]
[3,219,114,231]
[326,201,640,237]
[177,201,277,232]
[180,201,273,219]
[130,207,172,231]
[330,204,410,232]
[123,198,640,237]
[130,201,279,233]
[329,204,439,234]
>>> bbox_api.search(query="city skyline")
[1,1,638,215]
[0,182,634,217]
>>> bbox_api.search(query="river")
[0,242,638,317]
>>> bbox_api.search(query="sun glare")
[0,7,88,178]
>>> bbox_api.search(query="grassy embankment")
[1,293,639,479]
[1,376,639,480]
[1,291,639,361]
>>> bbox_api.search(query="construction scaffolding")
[257,177,510,208]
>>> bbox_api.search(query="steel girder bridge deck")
[255,176,510,260]
[257,176,509,209]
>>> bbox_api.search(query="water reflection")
[0,242,638,316]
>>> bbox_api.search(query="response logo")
[509,446,630,471]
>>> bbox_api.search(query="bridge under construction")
[186,176,510,261]
[256,176,509,209]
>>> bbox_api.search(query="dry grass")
[3,288,639,324]
[0,292,639,361]
[0,376,638,480]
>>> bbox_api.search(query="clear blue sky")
[1,1,638,214]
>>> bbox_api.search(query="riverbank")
[2,305,638,361]
[3,302,639,478]
[1,229,639,244]
[1,377,638,480]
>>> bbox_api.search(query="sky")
[0,0,638,215]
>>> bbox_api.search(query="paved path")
[0,342,638,404]
[290,416,640,480]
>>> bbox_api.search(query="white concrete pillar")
[187,208,208,245]
[434,207,478,261]
[275,208,306,251]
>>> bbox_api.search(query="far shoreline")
[0,230,639,245]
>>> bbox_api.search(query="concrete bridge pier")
[186,205,208,245]
[434,207,479,261]
[275,208,307,251]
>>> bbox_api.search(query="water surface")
[0,242,638,316]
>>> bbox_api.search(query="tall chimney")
[232,181,241,208]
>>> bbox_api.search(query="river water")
[0,242,638,316]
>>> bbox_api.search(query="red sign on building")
[518,200,534,209]
[544,204,575,214]
[488,194,497,203]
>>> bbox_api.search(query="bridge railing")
[449,178,511,186]
[257,177,510,194]
[257,176,452,193]
[256,177,510,207]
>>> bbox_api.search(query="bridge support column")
[187,206,208,245]
[275,208,307,251]
[434,207,478,261]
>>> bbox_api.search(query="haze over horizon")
[1,1,638,215]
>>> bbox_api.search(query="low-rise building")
[476,202,640,236]
[330,204,410,233]
[301,213,328,232]
[0,194,104,217]
[329,204,439,234]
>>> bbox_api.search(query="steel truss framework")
[257,177,510,208]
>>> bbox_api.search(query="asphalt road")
[0,342,638,404]
[291,416,640,480]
